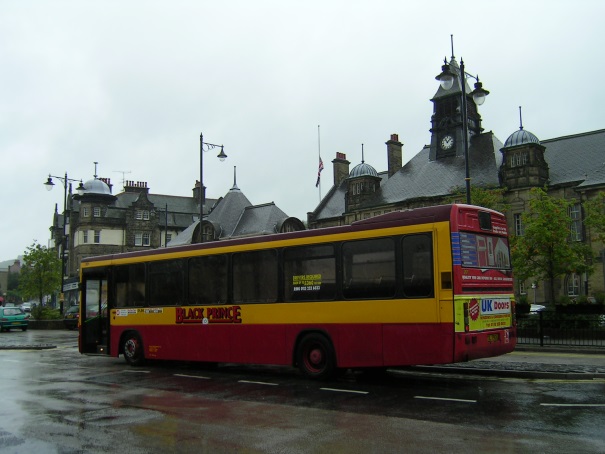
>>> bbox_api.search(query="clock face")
[441,135,454,150]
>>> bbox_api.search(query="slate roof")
[312,131,503,220]
[207,185,252,239]
[168,183,300,245]
[310,128,605,222]
[231,203,289,237]
[541,129,605,189]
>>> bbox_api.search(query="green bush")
[557,295,572,305]
[31,305,62,320]
[517,294,528,304]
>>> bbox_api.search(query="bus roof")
[81,204,499,265]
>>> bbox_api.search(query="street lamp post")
[44,173,84,313]
[199,133,227,242]
[436,57,489,205]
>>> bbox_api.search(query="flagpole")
[317,125,322,202]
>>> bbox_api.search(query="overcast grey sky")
[1,0,604,261]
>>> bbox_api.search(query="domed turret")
[80,178,112,196]
[503,128,541,148]
[349,162,379,178]
[499,107,548,190]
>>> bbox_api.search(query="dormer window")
[135,210,150,221]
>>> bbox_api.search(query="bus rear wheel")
[123,332,145,367]
[296,333,337,380]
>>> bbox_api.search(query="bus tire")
[296,333,337,380]
[123,332,145,367]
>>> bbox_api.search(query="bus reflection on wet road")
[0,330,603,453]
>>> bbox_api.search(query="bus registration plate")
[487,333,500,343]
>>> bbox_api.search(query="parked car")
[529,304,546,314]
[63,305,80,330]
[20,302,35,312]
[0,307,30,332]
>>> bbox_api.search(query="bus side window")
[148,260,184,306]
[402,234,434,298]
[188,255,228,305]
[284,244,336,302]
[115,263,146,307]
[233,250,278,304]
[342,238,396,299]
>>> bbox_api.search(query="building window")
[82,207,89,217]
[510,151,528,167]
[202,224,214,242]
[94,230,101,244]
[166,233,172,244]
[135,210,150,221]
[83,231,88,243]
[514,213,524,236]
[569,203,582,241]
[93,207,101,217]
[519,281,526,295]
[135,232,151,247]
[566,273,580,297]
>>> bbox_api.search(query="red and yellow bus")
[79,204,516,379]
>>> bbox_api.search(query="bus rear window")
[478,211,492,231]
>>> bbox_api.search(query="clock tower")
[429,56,485,161]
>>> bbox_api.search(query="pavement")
[1,330,604,380]
[409,345,605,379]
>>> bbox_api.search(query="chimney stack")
[332,152,350,186]
[386,134,403,178]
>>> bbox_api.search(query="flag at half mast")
[315,156,324,187]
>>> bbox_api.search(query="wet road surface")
[1,330,604,453]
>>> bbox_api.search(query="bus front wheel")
[123,332,145,367]
[296,333,337,380]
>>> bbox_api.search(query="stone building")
[50,173,304,306]
[307,55,605,304]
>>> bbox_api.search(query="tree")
[449,186,509,213]
[584,191,605,244]
[510,187,593,304]
[18,242,61,305]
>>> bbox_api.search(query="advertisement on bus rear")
[454,296,513,332]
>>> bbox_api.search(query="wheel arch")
[291,328,337,368]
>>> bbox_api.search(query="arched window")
[566,273,580,297]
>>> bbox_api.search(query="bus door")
[80,276,109,354]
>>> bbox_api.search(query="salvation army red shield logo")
[469,298,479,321]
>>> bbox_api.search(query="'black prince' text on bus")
[176,306,242,324]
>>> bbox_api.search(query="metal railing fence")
[516,311,605,347]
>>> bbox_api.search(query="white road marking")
[321,387,369,395]
[414,396,477,403]
[540,403,605,407]
[238,380,279,386]
[174,374,211,380]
